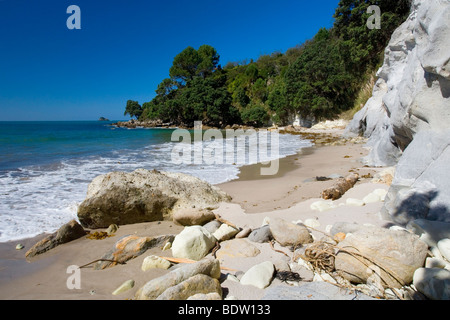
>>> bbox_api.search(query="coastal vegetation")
[125,0,411,128]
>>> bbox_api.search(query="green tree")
[197,45,220,78]
[333,0,411,73]
[241,104,270,128]
[267,78,291,125]
[285,29,354,120]
[124,100,143,119]
[169,46,201,86]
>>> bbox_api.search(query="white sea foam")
[0,132,312,242]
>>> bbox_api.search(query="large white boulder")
[77,169,230,228]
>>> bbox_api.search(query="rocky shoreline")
[6,123,448,301]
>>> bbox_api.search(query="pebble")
[413,268,450,300]
[235,227,252,239]
[240,261,275,289]
[425,257,447,269]
[313,272,337,284]
[304,218,320,229]
[346,198,365,207]
[112,279,135,296]
[310,200,337,212]
[203,220,222,234]
[15,244,24,250]
[248,225,272,243]
[212,224,239,242]
[362,192,381,204]
[141,255,171,271]
[106,224,119,235]
[437,238,450,262]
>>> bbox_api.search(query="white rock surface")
[346,198,365,207]
[141,255,171,271]
[438,238,450,262]
[112,280,135,296]
[310,200,337,212]
[171,226,216,261]
[345,0,450,224]
[212,224,239,242]
[413,267,450,300]
[362,192,381,204]
[240,261,275,289]
[304,218,320,229]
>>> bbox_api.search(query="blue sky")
[0,0,339,121]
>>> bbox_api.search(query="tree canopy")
[126,0,411,127]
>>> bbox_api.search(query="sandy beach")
[0,126,395,300]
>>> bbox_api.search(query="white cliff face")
[346,0,450,224]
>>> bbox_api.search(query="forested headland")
[124,0,411,128]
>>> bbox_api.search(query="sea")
[0,121,313,242]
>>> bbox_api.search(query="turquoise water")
[0,121,312,242]
[0,121,174,171]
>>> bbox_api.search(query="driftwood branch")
[214,214,239,230]
[322,173,359,200]
[79,259,126,269]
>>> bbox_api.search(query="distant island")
[98,117,110,121]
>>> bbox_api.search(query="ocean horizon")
[0,120,312,242]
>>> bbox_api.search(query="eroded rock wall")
[346,0,450,224]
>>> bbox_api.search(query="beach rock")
[438,239,450,262]
[156,274,222,300]
[187,292,222,300]
[112,280,135,296]
[25,220,86,258]
[335,223,428,288]
[94,234,174,270]
[310,200,337,212]
[346,198,365,207]
[304,218,320,230]
[77,169,230,229]
[371,168,395,185]
[406,219,450,248]
[106,224,119,235]
[15,244,24,250]
[413,268,450,300]
[248,225,272,243]
[269,217,313,247]
[262,282,376,300]
[203,220,222,234]
[240,261,275,289]
[362,192,381,204]
[235,227,252,239]
[212,224,239,242]
[173,209,216,226]
[141,255,171,271]
[135,257,221,300]
[171,226,216,261]
[215,239,260,259]
[425,257,448,269]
